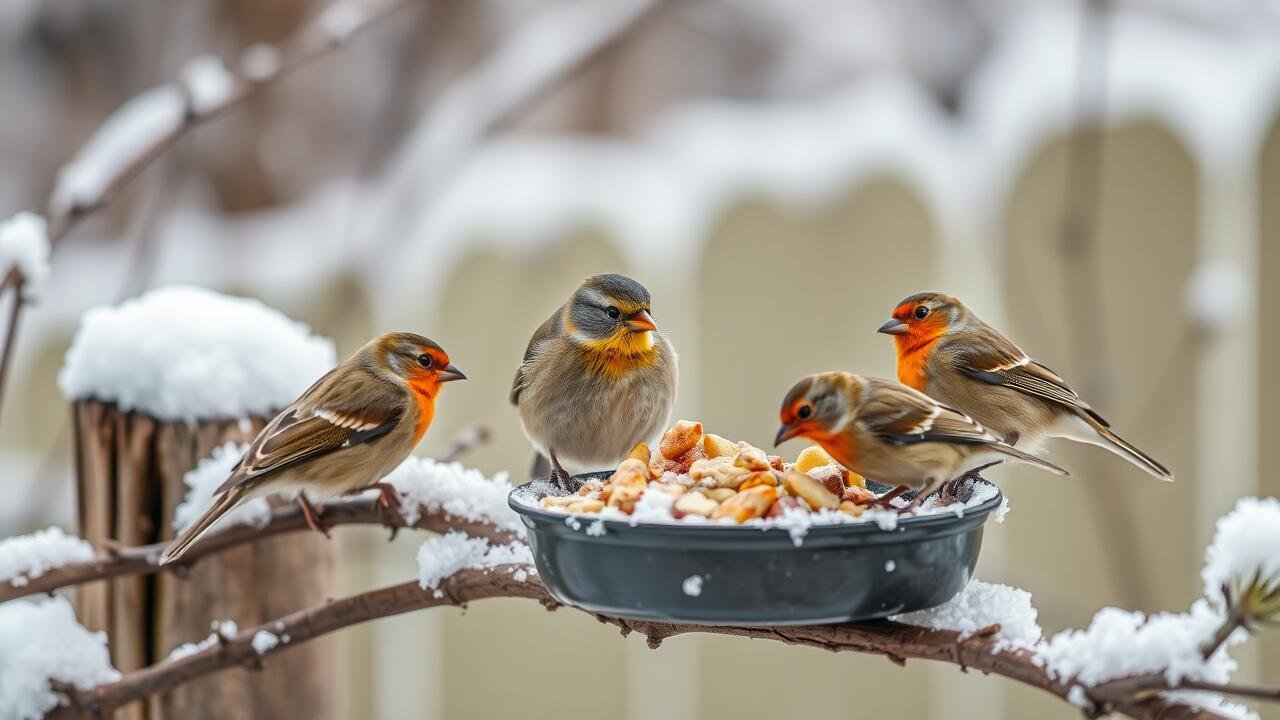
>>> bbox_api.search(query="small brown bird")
[775,372,1066,511]
[879,292,1172,481]
[160,332,465,564]
[512,274,678,486]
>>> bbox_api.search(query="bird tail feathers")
[992,443,1069,476]
[159,488,244,565]
[1080,418,1174,481]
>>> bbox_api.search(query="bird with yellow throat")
[512,274,678,488]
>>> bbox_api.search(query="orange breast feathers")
[408,381,439,443]
[580,330,660,377]
[893,335,938,391]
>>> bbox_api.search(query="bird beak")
[626,309,657,333]
[438,363,467,382]
[877,318,909,336]
[774,423,802,447]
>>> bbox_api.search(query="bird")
[878,292,1172,481]
[775,372,1066,512]
[512,273,678,488]
[159,332,465,565]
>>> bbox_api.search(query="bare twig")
[0,275,24,413]
[46,568,1237,720]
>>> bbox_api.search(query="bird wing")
[949,324,1110,427]
[216,367,404,494]
[859,378,1001,447]
[510,309,561,406]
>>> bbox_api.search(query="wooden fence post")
[72,399,336,720]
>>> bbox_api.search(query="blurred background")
[2,0,1279,717]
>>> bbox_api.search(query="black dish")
[509,472,1002,626]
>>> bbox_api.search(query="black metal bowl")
[509,472,1001,625]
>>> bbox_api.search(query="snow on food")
[525,420,1001,544]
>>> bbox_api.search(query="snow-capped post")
[58,286,340,720]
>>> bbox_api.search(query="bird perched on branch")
[879,292,1172,481]
[776,372,1066,512]
[160,332,466,565]
[512,274,677,488]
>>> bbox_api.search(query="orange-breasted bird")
[160,332,465,564]
[512,274,678,487]
[879,292,1172,481]
[776,372,1066,511]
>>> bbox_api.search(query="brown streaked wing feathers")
[511,309,562,406]
[951,324,1110,427]
[861,379,997,446]
[216,367,404,494]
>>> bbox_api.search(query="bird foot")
[371,482,398,510]
[547,448,574,493]
[866,485,910,509]
[296,494,332,538]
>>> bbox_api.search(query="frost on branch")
[0,212,51,299]
[173,443,272,533]
[380,457,526,537]
[893,580,1042,651]
[180,55,241,115]
[1201,496,1280,624]
[58,285,336,421]
[0,597,119,719]
[416,532,534,597]
[167,619,239,661]
[49,85,186,214]
[0,528,94,587]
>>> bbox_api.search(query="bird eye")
[606,306,621,319]
[417,354,434,369]
[798,405,813,420]
[914,305,930,319]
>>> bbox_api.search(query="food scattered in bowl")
[524,421,1003,542]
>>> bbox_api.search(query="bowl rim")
[508,470,1003,538]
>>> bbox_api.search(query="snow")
[416,532,534,597]
[0,527,95,587]
[251,630,280,655]
[682,575,703,597]
[180,55,240,115]
[50,85,186,213]
[172,443,271,533]
[1038,599,1243,688]
[58,285,336,421]
[585,520,606,537]
[1201,496,1280,605]
[0,212,50,300]
[1185,260,1247,331]
[319,1,366,40]
[893,580,1042,652]
[1066,685,1089,709]
[884,560,896,572]
[0,597,120,719]
[380,457,524,538]
[167,619,239,661]
[239,44,281,82]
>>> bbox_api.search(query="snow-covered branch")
[0,0,416,414]
[9,494,1274,719]
[37,568,1252,720]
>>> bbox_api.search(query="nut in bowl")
[510,421,1006,625]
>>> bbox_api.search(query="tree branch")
[0,499,514,604]
[45,568,1237,720]
[0,0,417,415]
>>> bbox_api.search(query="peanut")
[673,492,720,518]
[783,470,840,511]
[702,433,741,459]
[733,446,771,472]
[660,420,704,460]
[626,442,651,467]
[737,471,778,491]
[794,445,838,474]
[540,496,606,514]
[838,500,865,518]
[711,485,777,523]
[688,457,751,489]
